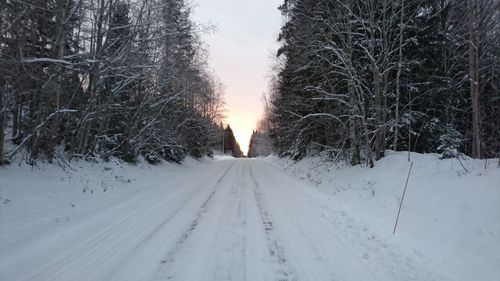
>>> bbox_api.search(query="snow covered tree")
[222,125,243,158]
[0,0,227,164]
[248,130,273,158]
[266,0,499,165]
[438,125,463,159]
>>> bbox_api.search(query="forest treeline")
[222,125,244,158]
[248,128,273,158]
[264,0,499,166]
[0,0,237,164]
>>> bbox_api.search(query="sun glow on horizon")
[225,111,258,156]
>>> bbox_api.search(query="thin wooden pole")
[393,161,413,234]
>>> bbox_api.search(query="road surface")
[0,159,449,281]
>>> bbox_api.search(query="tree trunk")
[468,0,482,159]
[370,3,385,161]
[349,86,360,165]
[0,85,5,164]
[12,96,20,141]
[55,0,67,111]
[394,0,405,152]
[346,4,360,165]
[0,16,4,164]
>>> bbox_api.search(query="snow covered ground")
[265,151,500,281]
[0,153,499,281]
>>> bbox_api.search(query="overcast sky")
[192,0,283,154]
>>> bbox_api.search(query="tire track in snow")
[208,163,248,281]
[20,186,183,281]
[250,160,388,281]
[151,161,237,280]
[234,166,248,281]
[249,165,298,281]
[19,161,236,281]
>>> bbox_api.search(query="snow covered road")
[1,159,456,281]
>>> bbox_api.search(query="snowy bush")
[437,125,463,159]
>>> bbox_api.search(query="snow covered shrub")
[144,151,162,165]
[437,125,463,159]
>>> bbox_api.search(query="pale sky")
[192,0,283,155]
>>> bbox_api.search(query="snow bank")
[212,155,235,161]
[211,150,236,161]
[0,157,205,252]
[266,151,500,281]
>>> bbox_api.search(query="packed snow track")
[1,159,456,281]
